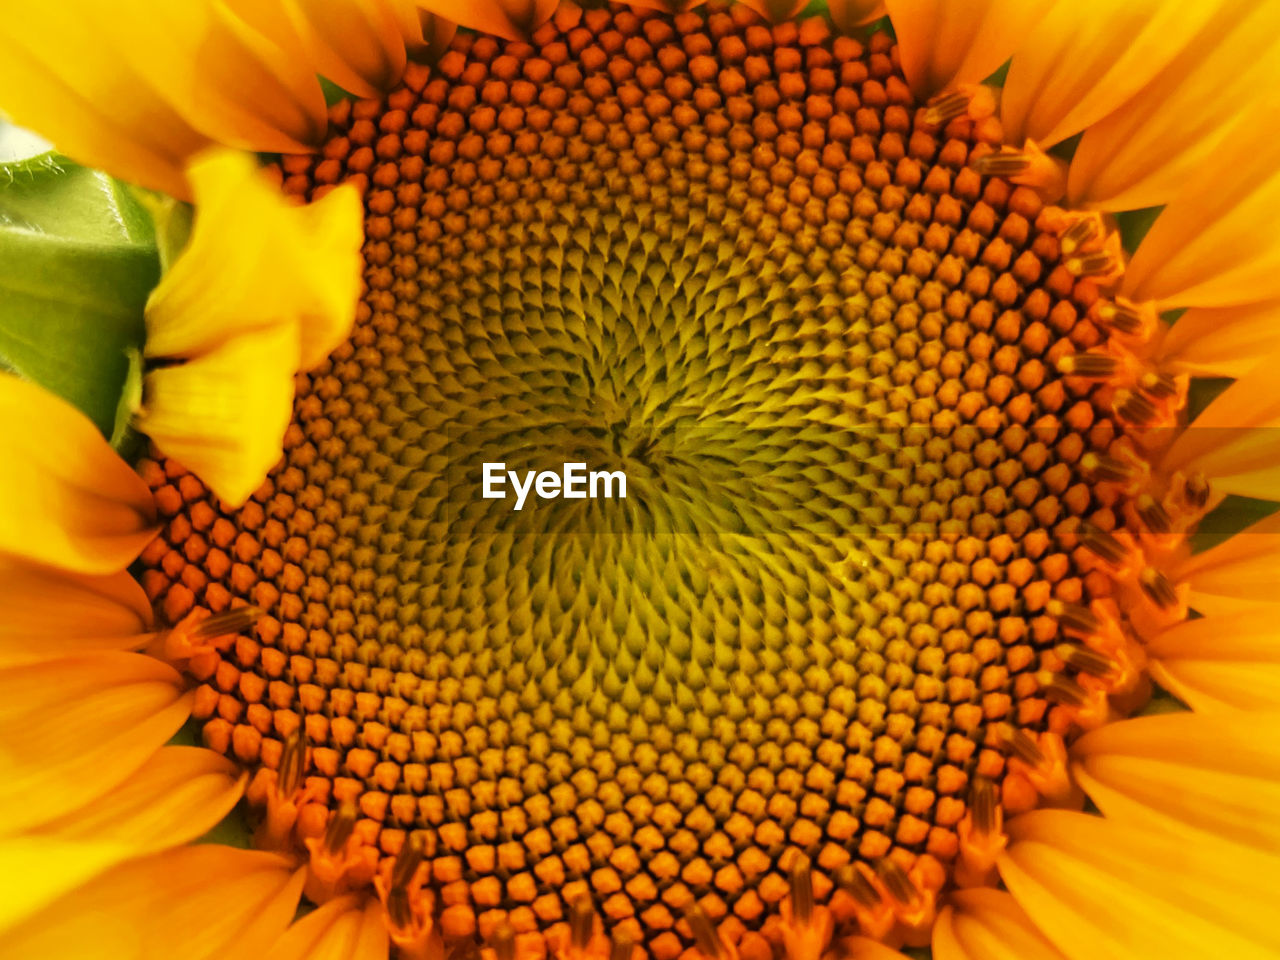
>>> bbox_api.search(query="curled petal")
[138,149,362,506]
[137,323,299,509]
[143,149,363,365]
[0,375,157,574]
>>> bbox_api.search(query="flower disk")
[137,4,1170,956]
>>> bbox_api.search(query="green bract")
[0,120,159,439]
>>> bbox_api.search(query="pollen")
[135,4,1188,957]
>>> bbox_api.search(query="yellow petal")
[1174,510,1280,615]
[1001,0,1223,148]
[1067,0,1280,212]
[1157,299,1280,377]
[885,0,1052,98]
[933,890,1068,960]
[0,556,152,666]
[144,149,362,365]
[282,0,410,98]
[1,845,305,960]
[0,43,194,197]
[136,323,299,509]
[0,748,246,931]
[1159,354,1280,501]
[0,375,157,575]
[0,1,327,198]
[999,810,1280,960]
[32,746,246,846]
[280,184,367,369]
[0,837,139,936]
[1071,712,1280,854]
[0,653,190,833]
[265,894,389,960]
[420,0,557,42]
[1146,607,1280,711]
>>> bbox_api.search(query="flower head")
[3,1,1280,959]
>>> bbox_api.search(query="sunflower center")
[137,4,1171,955]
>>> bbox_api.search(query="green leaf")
[0,154,160,438]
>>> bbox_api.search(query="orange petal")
[1121,144,1280,308]
[3,748,246,929]
[1068,0,1280,212]
[842,938,913,960]
[736,0,807,23]
[1071,712,1280,854]
[420,0,557,42]
[1146,607,1280,711]
[999,810,1280,960]
[2,844,305,959]
[136,323,299,510]
[280,0,410,98]
[0,375,158,575]
[1001,0,1223,147]
[933,890,1067,960]
[885,0,1053,98]
[1173,510,1280,615]
[1159,353,1280,502]
[0,653,191,833]
[0,556,153,666]
[265,894,390,960]
[1157,299,1280,377]
[827,0,887,33]
[80,0,327,155]
[32,746,246,846]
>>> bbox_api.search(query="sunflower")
[3,0,1280,957]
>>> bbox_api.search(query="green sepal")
[129,187,194,275]
[0,143,160,438]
